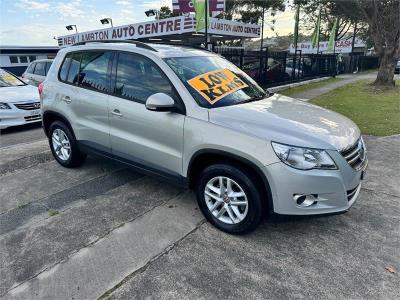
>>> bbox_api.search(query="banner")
[57,16,260,47]
[172,0,224,16]
[289,39,366,54]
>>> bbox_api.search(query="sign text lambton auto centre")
[57,16,260,47]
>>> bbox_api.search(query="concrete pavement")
[0,135,399,299]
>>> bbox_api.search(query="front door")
[108,52,185,178]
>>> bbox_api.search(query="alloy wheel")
[52,128,71,161]
[204,176,248,224]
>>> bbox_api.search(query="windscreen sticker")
[187,68,248,104]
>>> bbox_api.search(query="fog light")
[293,194,317,207]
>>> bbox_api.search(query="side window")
[29,56,36,62]
[67,53,81,84]
[34,62,46,76]
[26,63,35,73]
[114,53,177,103]
[78,51,111,92]
[59,56,72,82]
[45,62,52,75]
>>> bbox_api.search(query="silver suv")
[40,41,367,234]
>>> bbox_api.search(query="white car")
[0,68,41,130]
[22,59,53,87]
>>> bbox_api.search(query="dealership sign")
[289,39,366,54]
[57,16,260,47]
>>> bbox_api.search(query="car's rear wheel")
[49,121,86,168]
[196,163,264,234]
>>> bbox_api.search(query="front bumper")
[0,102,41,130]
[264,149,368,215]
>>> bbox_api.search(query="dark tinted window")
[67,53,81,84]
[59,57,71,82]
[10,56,18,63]
[19,56,28,63]
[114,53,176,103]
[45,62,52,74]
[78,51,110,92]
[34,62,46,76]
[26,63,36,73]
[29,56,36,62]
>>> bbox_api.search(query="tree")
[158,6,178,19]
[224,0,285,24]
[299,0,399,87]
[334,0,400,86]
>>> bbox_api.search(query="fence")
[212,46,377,87]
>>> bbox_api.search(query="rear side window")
[114,53,177,103]
[34,62,46,76]
[19,56,28,63]
[79,51,111,92]
[26,63,36,73]
[59,56,71,82]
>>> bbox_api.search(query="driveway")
[0,134,399,299]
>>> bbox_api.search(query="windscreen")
[0,69,26,87]
[164,56,266,108]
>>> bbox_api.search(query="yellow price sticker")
[187,68,248,104]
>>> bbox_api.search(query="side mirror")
[145,93,175,112]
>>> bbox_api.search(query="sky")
[0,0,295,46]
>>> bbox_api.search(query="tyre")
[195,163,265,234]
[48,121,86,168]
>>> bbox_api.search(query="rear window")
[34,62,46,76]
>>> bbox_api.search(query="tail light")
[38,82,44,95]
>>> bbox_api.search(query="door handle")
[112,109,123,117]
[61,95,72,103]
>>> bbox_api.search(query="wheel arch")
[42,110,75,138]
[187,149,274,213]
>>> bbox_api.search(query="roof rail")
[71,40,157,52]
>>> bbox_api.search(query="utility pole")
[205,0,209,50]
[260,5,265,52]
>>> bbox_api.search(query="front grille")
[347,185,360,201]
[24,115,41,121]
[14,102,41,110]
[340,139,366,170]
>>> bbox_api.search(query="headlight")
[0,102,11,109]
[271,142,337,170]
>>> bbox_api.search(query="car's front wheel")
[48,121,86,168]
[196,163,265,234]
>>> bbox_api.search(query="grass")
[278,77,341,97]
[48,209,59,217]
[309,80,400,136]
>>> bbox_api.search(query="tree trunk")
[373,50,397,87]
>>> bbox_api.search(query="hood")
[208,94,360,151]
[0,85,40,103]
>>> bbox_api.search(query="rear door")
[57,51,112,152]
[108,52,185,178]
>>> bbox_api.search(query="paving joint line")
[0,167,125,216]
[98,219,207,300]
[361,187,399,199]
[3,189,185,297]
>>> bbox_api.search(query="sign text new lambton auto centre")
[58,16,260,47]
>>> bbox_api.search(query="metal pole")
[205,0,209,49]
[260,6,265,52]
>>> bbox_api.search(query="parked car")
[0,68,41,130]
[41,41,367,234]
[22,59,53,86]
[395,60,400,74]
